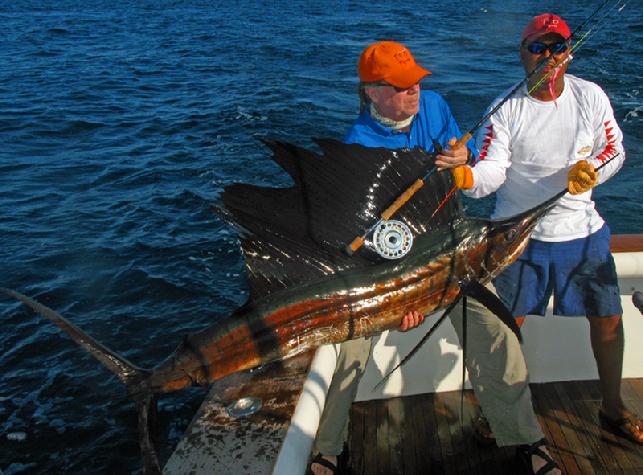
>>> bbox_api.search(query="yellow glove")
[568,160,598,195]
[451,165,474,190]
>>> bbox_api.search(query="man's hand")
[568,160,598,195]
[399,310,425,332]
[435,137,469,170]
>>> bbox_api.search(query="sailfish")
[2,139,559,473]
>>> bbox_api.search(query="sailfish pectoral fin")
[373,291,465,392]
[464,280,522,342]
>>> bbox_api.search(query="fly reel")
[371,219,413,259]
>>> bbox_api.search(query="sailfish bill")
[2,140,560,473]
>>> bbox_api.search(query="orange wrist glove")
[568,160,598,195]
[451,165,474,190]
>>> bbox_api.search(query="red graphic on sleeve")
[595,121,617,162]
[473,124,495,165]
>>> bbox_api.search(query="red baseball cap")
[358,41,431,89]
[521,13,571,42]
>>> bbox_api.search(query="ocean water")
[0,0,641,473]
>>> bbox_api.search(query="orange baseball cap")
[521,13,571,42]
[358,41,431,89]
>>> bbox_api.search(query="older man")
[453,12,640,450]
[309,41,559,475]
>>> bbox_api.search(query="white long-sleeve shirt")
[465,74,625,242]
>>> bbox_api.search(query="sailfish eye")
[505,228,518,242]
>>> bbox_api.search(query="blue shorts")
[493,225,622,317]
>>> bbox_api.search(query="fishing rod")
[345,0,625,257]
[528,0,627,94]
[428,0,627,220]
[465,0,624,140]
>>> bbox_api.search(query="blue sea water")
[0,0,641,473]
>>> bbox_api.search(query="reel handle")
[346,178,424,255]
[345,236,365,255]
[345,133,471,256]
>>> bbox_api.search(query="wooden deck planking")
[375,399,391,475]
[386,397,406,475]
[398,396,418,474]
[347,379,643,474]
[534,383,582,474]
[417,390,444,473]
[570,384,623,472]
[350,402,366,475]
[552,382,600,474]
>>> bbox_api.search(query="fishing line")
[374,151,622,388]
[528,0,628,94]
[345,0,625,256]
[463,0,623,146]
[429,0,626,221]
[373,293,463,392]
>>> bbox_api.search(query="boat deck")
[346,378,643,474]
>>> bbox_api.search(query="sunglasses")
[524,41,569,55]
[366,81,420,93]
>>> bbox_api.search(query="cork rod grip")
[381,178,425,220]
[344,132,471,256]
[452,132,472,150]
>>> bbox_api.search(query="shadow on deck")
[347,378,643,474]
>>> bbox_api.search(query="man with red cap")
[309,40,557,475]
[451,11,640,454]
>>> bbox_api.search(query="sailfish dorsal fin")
[219,139,462,299]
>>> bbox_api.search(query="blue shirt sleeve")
[434,93,478,160]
